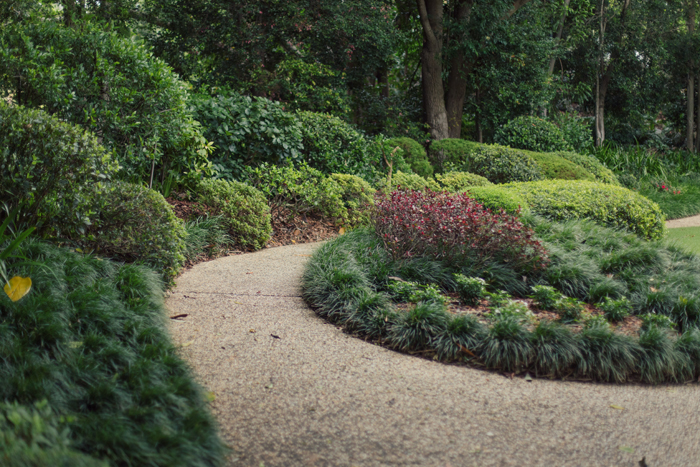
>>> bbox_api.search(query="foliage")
[384,137,433,178]
[247,163,347,223]
[0,240,226,465]
[520,149,596,181]
[640,313,676,331]
[0,400,107,467]
[373,190,548,272]
[0,21,211,183]
[84,182,187,283]
[330,174,376,227]
[487,289,513,308]
[190,89,304,181]
[598,296,632,322]
[529,285,562,311]
[388,301,450,351]
[454,275,487,306]
[505,180,666,240]
[554,297,585,323]
[387,279,447,306]
[428,139,480,172]
[548,112,594,153]
[462,186,530,215]
[553,151,620,185]
[196,179,272,251]
[0,207,36,290]
[437,142,544,184]
[495,116,571,152]
[182,216,231,262]
[296,111,381,181]
[377,171,440,192]
[434,172,493,191]
[0,104,118,238]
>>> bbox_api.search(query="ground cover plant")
[302,189,700,383]
[0,240,226,465]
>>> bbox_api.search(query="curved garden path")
[167,242,699,467]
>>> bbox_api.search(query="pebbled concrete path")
[166,243,700,467]
[667,214,700,229]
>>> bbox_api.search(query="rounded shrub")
[196,178,272,250]
[0,104,119,237]
[247,163,348,222]
[428,138,481,171]
[296,111,381,181]
[0,21,211,183]
[448,144,543,184]
[495,116,570,152]
[330,173,376,227]
[435,171,493,191]
[385,137,433,178]
[504,180,666,240]
[377,171,441,192]
[462,186,530,215]
[86,182,186,283]
[554,151,620,185]
[520,149,596,181]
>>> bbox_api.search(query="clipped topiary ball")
[196,179,272,250]
[330,173,376,227]
[495,116,571,152]
[385,137,433,178]
[86,182,187,283]
[435,171,493,191]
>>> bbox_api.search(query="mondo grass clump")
[302,206,700,383]
[0,240,226,466]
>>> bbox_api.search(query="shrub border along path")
[166,242,699,467]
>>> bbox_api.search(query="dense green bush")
[0,21,211,183]
[0,241,226,465]
[520,149,596,181]
[190,89,304,180]
[196,179,272,250]
[384,137,433,178]
[549,112,594,153]
[451,144,543,184]
[495,116,570,152]
[0,400,107,467]
[428,138,481,171]
[247,163,348,223]
[505,180,666,240]
[435,172,493,191]
[85,182,187,283]
[0,104,119,237]
[376,171,440,192]
[553,151,620,185]
[462,186,530,215]
[296,111,381,181]
[330,174,376,227]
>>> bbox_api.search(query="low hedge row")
[302,228,700,384]
[0,241,226,465]
[504,180,666,240]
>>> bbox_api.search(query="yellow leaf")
[610,404,625,410]
[339,227,346,235]
[68,341,83,349]
[4,276,32,302]
[205,391,216,402]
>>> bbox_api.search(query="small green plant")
[598,296,632,322]
[640,313,676,331]
[385,137,433,178]
[454,274,487,306]
[583,313,610,330]
[530,285,563,311]
[387,279,447,305]
[487,300,534,323]
[555,297,585,323]
[487,289,512,308]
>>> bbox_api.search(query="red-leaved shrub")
[373,190,549,272]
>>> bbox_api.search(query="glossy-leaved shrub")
[384,137,433,178]
[330,174,376,227]
[495,116,570,152]
[0,104,119,237]
[247,163,348,223]
[196,179,272,250]
[85,182,187,283]
[373,190,549,272]
[435,171,493,191]
[0,21,211,183]
[504,180,666,240]
[447,144,543,184]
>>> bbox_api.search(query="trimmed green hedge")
[435,171,493,191]
[196,179,272,250]
[0,241,226,465]
[85,182,187,283]
[495,116,570,152]
[428,139,480,171]
[554,151,620,185]
[377,171,441,192]
[330,173,376,227]
[385,137,433,178]
[520,149,596,181]
[504,180,666,240]
[463,186,529,215]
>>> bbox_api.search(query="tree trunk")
[547,0,572,77]
[595,0,606,147]
[596,73,611,147]
[691,73,697,152]
[696,74,700,151]
[445,1,474,139]
[417,0,449,140]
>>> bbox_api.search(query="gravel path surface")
[166,243,700,467]
[667,214,700,229]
